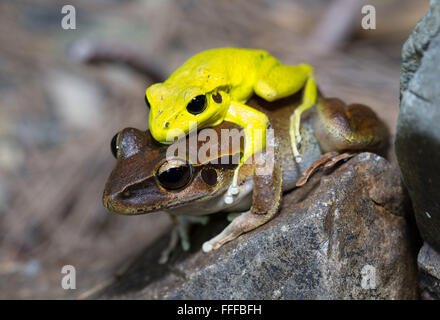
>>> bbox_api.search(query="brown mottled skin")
[103,94,386,255]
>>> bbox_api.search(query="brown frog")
[103,95,386,263]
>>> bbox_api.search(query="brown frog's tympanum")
[103,95,386,263]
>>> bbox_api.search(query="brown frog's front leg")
[297,97,386,186]
[159,214,210,264]
[202,140,282,252]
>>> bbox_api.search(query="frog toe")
[202,242,213,253]
[228,185,239,195]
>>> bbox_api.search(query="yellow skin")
[146,48,317,199]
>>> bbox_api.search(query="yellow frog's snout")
[150,121,186,144]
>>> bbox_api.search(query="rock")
[91,153,419,299]
[400,0,440,96]
[396,0,440,251]
[418,242,440,299]
[396,0,440,298]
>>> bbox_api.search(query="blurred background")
[0,0,429,299]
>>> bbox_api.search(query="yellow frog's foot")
[224,185,239,204]
[224,194,234,205]
[224,167,241,204]
[228,185,240,195]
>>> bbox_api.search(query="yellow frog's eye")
[186,95,206,115]
[110,133,119,158]
[156,159,193,190]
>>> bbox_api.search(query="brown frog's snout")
[103,175,160,215]
[103,127,167,214]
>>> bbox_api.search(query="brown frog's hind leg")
[296,97,386,187]
[203,143,282,252]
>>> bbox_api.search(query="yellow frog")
[145,48,317,199]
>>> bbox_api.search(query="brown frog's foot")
[159,215,209,264]
[158,227,179,264]
[202,210,271,253]
[296,151,356,187]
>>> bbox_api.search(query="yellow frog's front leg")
[223,101,269,203]
[254,63,318,163]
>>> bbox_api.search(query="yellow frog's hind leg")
[290,70,317,163]
[254,62,317,163]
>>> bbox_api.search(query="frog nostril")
[165,122,170,128]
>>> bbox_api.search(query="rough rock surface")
[396,0,440,298]
[91,153,418,300]
[418,242,440,299]
[397,0,440,251]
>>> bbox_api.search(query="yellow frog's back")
[166,48,270,101]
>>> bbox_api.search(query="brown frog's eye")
[110,133,119,158]
[156,159,193,190]
[186,95,206,114]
